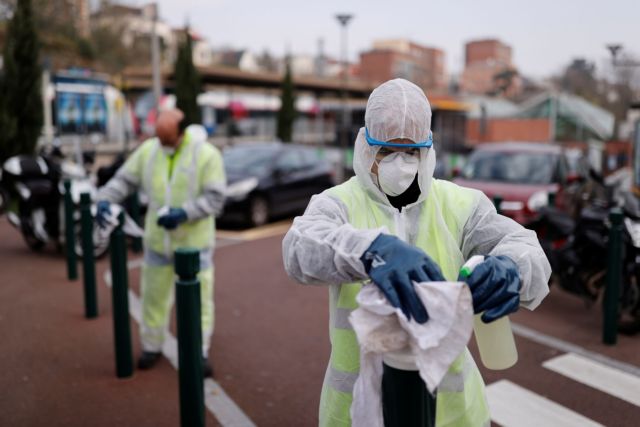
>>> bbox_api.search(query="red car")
[453,143,584,225]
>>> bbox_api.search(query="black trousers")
[382,363,437,427]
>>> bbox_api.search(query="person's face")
[157,124,180,147]
[371,138,420,176]
[155,111,184,147]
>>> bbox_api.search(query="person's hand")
[360,234,445,323]
[96,200,111,229]
[157,207,188,230]
[460,255,521,323]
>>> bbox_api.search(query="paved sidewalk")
[1,217,638,426]
[0,219,220,427]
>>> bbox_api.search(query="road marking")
[104,261,257,427]
[543,353,640,407]
[217,220,292,242]
[511,322,640,377]
[486,380,604,427]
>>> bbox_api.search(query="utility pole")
[335,14,353,182]
[150,2,163,111]
[606,44,640,141]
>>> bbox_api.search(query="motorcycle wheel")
[618,276,640,335]
[22,227,46,251]
[73,221,110,260]
[0,187,9,214]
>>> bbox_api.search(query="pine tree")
[173,28,201,125]
[0,0,43,162]
[277,58,296,142]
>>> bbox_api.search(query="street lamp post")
[605,44,640,141]
[335,14,353,182]
[150,2,163,111]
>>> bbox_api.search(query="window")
[463,151,555,184]
[299,149,320,168]
[277,150,304,173]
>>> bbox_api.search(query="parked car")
[220,143,335,227]
[453,142,586,225]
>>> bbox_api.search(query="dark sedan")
[220,143,335,227]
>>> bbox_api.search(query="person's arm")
[461,193,551,310]
[282,193,386,285]
[97,146,145,205]
[182,145,226,220]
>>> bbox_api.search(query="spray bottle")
[460,255,518,370]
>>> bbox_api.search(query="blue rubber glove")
[361,234,445,324]
[96,200,111,229]
[157,207,188,230]
[460,255,521,323]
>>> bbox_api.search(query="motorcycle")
[96,152,149,220]
[530,171,640,334]
[0,149,110,259]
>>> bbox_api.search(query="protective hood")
[184,124,208,144]
[353,79,437,207]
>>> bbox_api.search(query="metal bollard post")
[110,211,133,378]
[80,193,98,318]
[63,180,77,280]
[382,364,436,427]
[603,208,624,345]
[175,248,204,427]
[493,195,503,215]
[129,192,143,253]
[548,191,556,207]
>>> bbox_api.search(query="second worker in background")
[96,108,226,377]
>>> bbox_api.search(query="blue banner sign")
[53,71,108,134]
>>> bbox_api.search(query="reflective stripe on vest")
[320,177,490,427]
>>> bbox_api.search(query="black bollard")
[63,180,77,281]
[110,211,133,378]
[382,364,436,427]
[603,208,624,345]
[129,192,143,253]
[80,192,98,318]
[548,191,556,207]
[175,248,204,427]
[493,195,503,215]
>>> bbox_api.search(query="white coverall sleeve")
[182,147,226,220]
[282,193,386,285]
[96,148,144,205]
[460,193,551,310]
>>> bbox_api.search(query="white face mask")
[161,146,176,156]
[375,151,420,196]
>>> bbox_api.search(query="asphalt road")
[1,218,639,426]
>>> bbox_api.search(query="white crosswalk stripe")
[486,380,604,427]
[486,350,640,426]
[543,353,640,408]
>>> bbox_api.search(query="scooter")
[1,150,110,259]
[531,184,640,334]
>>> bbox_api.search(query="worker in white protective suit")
[282,79,551,426]
[97,109,226,377]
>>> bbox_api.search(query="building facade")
[358,39,447,93]
[460,39,521,97]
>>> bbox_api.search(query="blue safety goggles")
[365,127,433,148]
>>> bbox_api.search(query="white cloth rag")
[93,204,145,245]
[349,281,474,427]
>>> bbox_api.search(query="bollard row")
[68,194,206,426]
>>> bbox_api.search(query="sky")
[135,0,639,80]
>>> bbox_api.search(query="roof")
[516,92,614,140]
[475,142,563,154]
[463,95,519,119]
